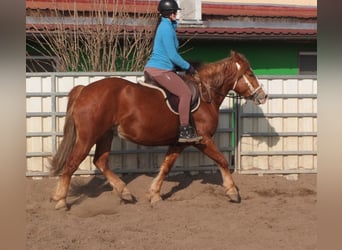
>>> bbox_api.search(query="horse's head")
[230,51,268,105]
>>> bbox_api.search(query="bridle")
[232,62,262,98]
[196,62,264,103]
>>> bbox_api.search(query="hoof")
[50,196,69,210]
[225,186,241,203]
[148,192,162,205]
[119,187,134,202]
[54,199,69,210]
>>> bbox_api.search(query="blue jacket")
[145,17,190,71]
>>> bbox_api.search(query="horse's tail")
[49,85,85,176]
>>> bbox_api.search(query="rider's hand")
[186,65,196,76]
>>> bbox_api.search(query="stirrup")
[178,135,203,143]
[178,125,203,143]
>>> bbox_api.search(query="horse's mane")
[196,51,250,88]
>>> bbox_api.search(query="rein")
[196,74,242,103]
[194,73,242,104]
[210,86,244,99]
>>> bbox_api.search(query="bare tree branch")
[26,0,158,72]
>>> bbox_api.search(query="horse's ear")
[230,50,237,59]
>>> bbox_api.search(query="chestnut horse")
[50,51,267,209]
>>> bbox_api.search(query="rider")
[144,0,202,143]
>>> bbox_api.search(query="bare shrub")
[26,0,158,72]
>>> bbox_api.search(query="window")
[177,0,202,24]
[298,52,317,75]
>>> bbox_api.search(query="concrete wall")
[26,72,236,176]
[26,73,317,176]
[237,76,317,174]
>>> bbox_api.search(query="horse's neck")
[202,59,236,107]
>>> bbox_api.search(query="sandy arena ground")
[26,172,317,250]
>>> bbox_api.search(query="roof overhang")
[26,0,317,41]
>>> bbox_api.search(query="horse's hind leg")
[148,144,186,204]
[52,141,93,210]
[93,129,133,202]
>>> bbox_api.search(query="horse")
[49,51,268,210]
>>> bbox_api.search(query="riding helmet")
[158,0,181,16]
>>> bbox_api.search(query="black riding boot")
[178,125,203,143]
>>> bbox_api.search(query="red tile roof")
[201,3,316,18]
[26,0,317,39]
[26,0,317,18]
[177,27,316,39]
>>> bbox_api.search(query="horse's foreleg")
[148,144,186,204]
[93,130,133,202]
[195,137,241,203]
[52,141,93,210]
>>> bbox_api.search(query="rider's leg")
[145,69,202,143]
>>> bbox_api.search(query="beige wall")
[202,0,317,7]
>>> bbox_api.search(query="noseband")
[232,63,262,96]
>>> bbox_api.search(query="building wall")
[181,40,317,75]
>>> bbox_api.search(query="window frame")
[298,51,317,75]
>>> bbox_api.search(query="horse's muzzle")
[253,90,268,105]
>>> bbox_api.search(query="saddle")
[139,72,200,115]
